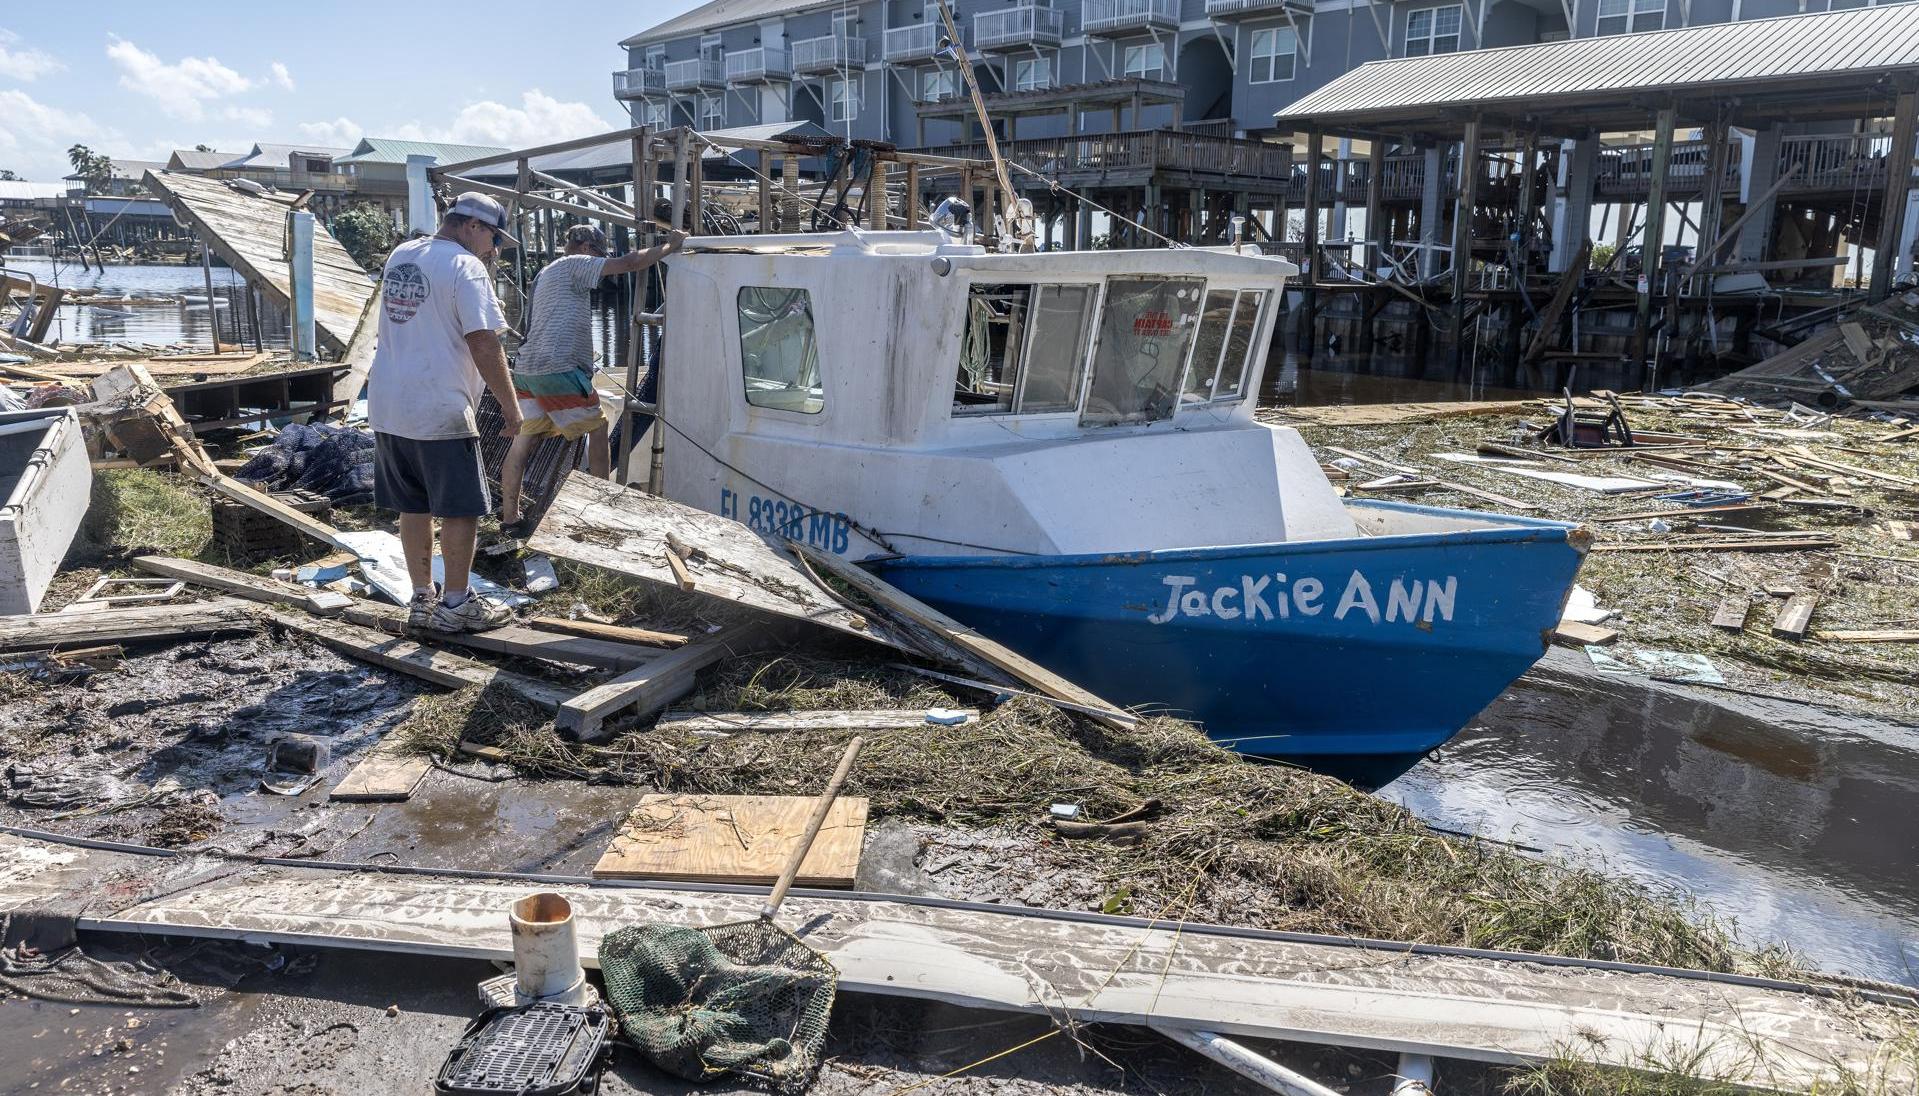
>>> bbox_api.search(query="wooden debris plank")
[1270,399,1536,426]
[132,556,352,616]
[199,473,348,550]
[334,604,658,672]
[1353,476,1440,492]
[262,609,572,710]
[591,793,869,885]
[1710,597,1752,632]
[556,627,761,742]
[1552,621,1617,647]
[1430,480,1539,511]
[1592,503,1765,523]
[1761,486,1803,500]
[1592,537,1836,553]
[1813,629,1919,643]
[529,473,908,649]
[329,743,431,802]
[1787,445,1919,488]
[1874,424,1919,443]
[1840,321,1878,364]
[658,708,979,734]
[791,543,1137,732]
[142,171,375,356]
[1770,593,1820,641]
[1323,446,1421,475]
[0,598,259,652]
[14,834,1900,1093]
[526,616,688,649]
[1884,521,1914,542]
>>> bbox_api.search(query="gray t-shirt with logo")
[516,254,609,376]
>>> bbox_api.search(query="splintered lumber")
[1323,445,1421,475]
[142,171,375,357]
[1524,239,1590,363]
[1592,503,1765,523]
[132,556,352,616]
[200,473,347,549]
[555,627,761,742]
[657,708,979,734]
[12,834,1906,1093]
[1354,476,1440,493]
[1787,445,1919,489]
[1552,621,1617,647]
[1710,597,1752,632]
[262,608,572,710]
[530,473,912,649]
[335,603,658,672]
[526,616,688,649]
[1430,479,1539,511]
[329,742,431,802]
[791,543,1137,732]
[591,793,869,885]
[1592,536,1836,553]
[1770,593,1821,641]
[0,598,259,652]
[1813,629,1919,643]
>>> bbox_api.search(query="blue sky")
[1,1,707,181]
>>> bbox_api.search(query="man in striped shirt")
[499,223,684,539]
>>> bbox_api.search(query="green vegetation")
[65,144,112,193]
[75,469,212,562]
[329,203,398,272]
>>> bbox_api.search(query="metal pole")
[289,211,316,362]
[199,240,222,354]
[620,133,651,488]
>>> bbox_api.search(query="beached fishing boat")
[656,229,1587,784]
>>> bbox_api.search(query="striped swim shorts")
[512,367,609,440]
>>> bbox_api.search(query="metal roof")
[0,181,67,202]
[621,0,834,47]
[63,159,167,181]
[220,143,351,169]
[168,149,240,170]
[1273,6,1919,137]
[335,138,511,166]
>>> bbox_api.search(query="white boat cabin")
[660,230,1358,560]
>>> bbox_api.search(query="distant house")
[165,149,241,173]
[333,138,511,231]
[62,159,166,199]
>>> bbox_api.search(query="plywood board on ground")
[329,743,430,802]
[591,793,869,885]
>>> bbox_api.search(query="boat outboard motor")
[929,197,972,244]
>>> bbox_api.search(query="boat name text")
[1146,571,1456,626]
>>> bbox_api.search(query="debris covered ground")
[0,364,1916,1093]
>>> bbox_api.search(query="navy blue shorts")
[373,433,491,518]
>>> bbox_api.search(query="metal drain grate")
[435,1002,611,1096]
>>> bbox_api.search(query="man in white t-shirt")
[367,192,522,634]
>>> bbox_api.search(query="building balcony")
[725,47,789,83]
[1082,0,1179,37]
[884,21,963,63]
[974,6,1064,51]
[612,67,666,98]
[792,34,867,74]
[1204,0,1315,19]
[664,57,724,92]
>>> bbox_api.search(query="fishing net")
[233,422,375,505]
[598,920,837,1091]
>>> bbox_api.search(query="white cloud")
[0,29,64,81]
[269,61,294,91]
[0,89,120,180]
[296,116,364,148]
[105,37,253,121]
[222,105,273,128]
[436,90,614,148]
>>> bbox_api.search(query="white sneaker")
[427,592,513,634]
[405,588,440,631]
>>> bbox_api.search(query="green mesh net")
[599,921,837,1091]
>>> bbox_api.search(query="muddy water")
[3,257,286,350]
[1383,652,1919,986]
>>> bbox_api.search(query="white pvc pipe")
[509,892,587,1003]
[1393,1052,1437,1095]
[1152,1026,1342,1096]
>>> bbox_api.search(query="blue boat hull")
[868,501,1588,787]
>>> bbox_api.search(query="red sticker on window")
[1132,310,1173,336]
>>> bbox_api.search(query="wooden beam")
[554,627,760,742]
[1770,592,1819,641]
[333,603,662,672]
[132,556,352,616]
[1709,596,1751,632]
[262,609,573,710]
[790,543,1137,732]
[1525,239,1591,363]
[526,617,687,649]
[1451,119,1481,370]
[1872,88,1919,301]
[657,708,979,734]
[0,599,259,652]
[1635,106,1677,368]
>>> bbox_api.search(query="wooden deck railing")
[931,129,1293,182]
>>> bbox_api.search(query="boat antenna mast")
[932,0,1035,253]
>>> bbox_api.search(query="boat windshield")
[737,287,824,414]
[1081,276,1203,427]
[953,282,1096,416]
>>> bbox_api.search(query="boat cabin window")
[953,283,1094,416]
[1081,276,1203,427]
[1182,289,1267,404]
[737,287,824,414]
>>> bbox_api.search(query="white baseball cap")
[445,191,520,247]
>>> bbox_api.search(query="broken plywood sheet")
[9,832,1905,1093]
[591,793,869,885]
[529,473,913,650]
[142,171,375,357]
[329,743,431,802]
[1433,454,1662,494]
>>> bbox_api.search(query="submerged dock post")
[288,211,316,362]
